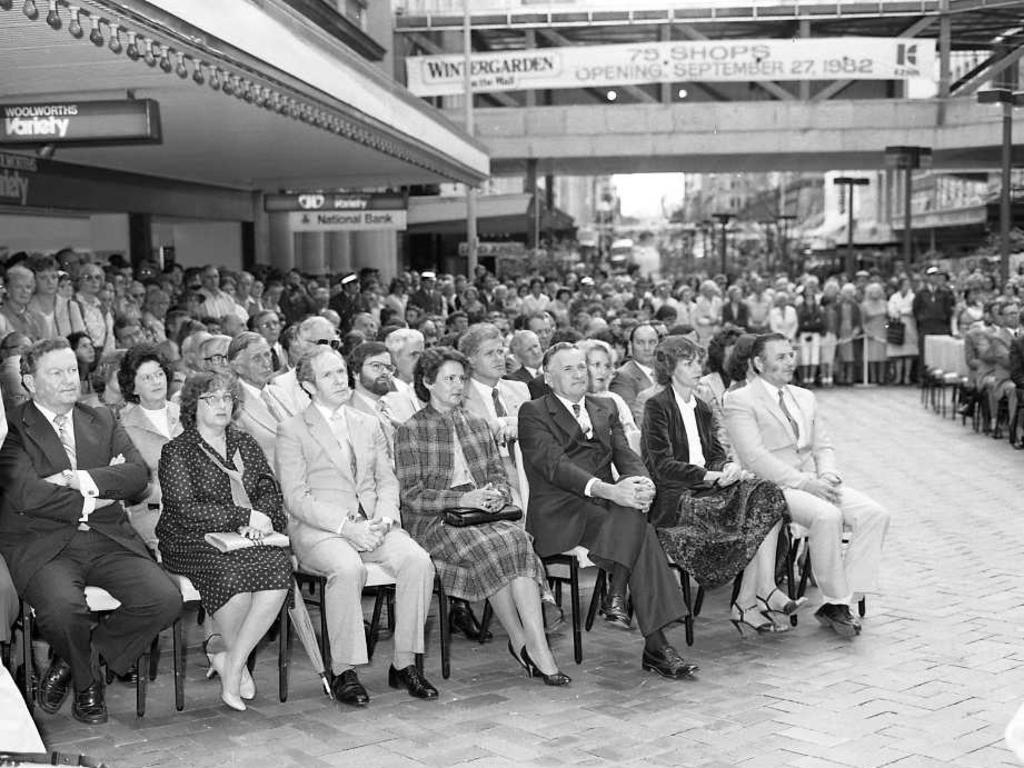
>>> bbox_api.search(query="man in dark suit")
[518,343,696,680]
[610,323,658,423]
[504,330,543,385]
[0,339,181,723]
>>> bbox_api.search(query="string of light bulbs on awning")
[3,0,453,177]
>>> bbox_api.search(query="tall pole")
[847,184,855,276]
[719,219,727,275]
[463,1,478,279]
[903,165,912,264]
[1000,99,1012,284]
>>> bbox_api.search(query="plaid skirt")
[406,516,547,602]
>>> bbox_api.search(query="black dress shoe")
[331,669,369,707]
[641,645,699,680]
[814,603,862,638]
[388,664,439,699]
[449,600,492,642]
[520,647,571,687]
[600,593,633,629]
[37,656,72,714]
[72,681,108,725]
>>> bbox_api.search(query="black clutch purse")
[442,505,523,527]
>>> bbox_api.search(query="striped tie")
[777,388,801,442]
[53,413,77,470]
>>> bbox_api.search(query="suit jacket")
[1010,334,1024,391]
[526,373,550,400]
[266,369,310,419]
[276,404,399,556]
[461,377,530,445]
[518,393,647,555]
[609,360,654,423]
[504,367,534,385]
[234,384,281,464]
[0,401,149,591]
[722,300,749,330]
[640,387,727,528]
[722,379,837,490]
[119,401,183,519]
[380,379,423,426]
[978,326,1015,382]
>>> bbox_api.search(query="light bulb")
[23,0,38,20]
[142,39,156,67]
[88,14,103,45]
[67,6,82,37]
[175,54,188,78]
[125,30,139,59]
[45,0,59,28]
[108,25,122,53]
[208,68,221,90]
[222,75,234,95]
[192,62,205,85]
[159,48,172,72]
[0,0,13,11]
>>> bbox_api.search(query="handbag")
[203,531,291,553]
[442,504,523,527]
[886,317,905,346]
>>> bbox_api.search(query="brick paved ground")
[21,387,1024,768]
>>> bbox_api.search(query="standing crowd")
[10,243,1018,725]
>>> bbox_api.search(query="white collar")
[471,377,501,398]
[34,401,70,426]
[554,392,586,414]
[634,360,654,380]
[671,385,697,411]
[314,400,347,423]
[756,376,790,401]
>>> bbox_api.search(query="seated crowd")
[23,245,1024,724]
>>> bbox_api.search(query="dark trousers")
[22,530,182,690]
[0,555,17,645]
[575,501,687,637]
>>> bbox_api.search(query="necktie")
[270,348,281,371]
[54,413,77,470]
[492,387,516,461]
[261,388,285,422]
[375,399,396,463]
[777,388,801,442]
[571,402,593,439]
[331,411,366,518]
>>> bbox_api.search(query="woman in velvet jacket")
[641,336,797,634]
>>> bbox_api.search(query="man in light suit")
[276,346,437,707]
[977,300,1019,437]
[459,323,530,508]
[610,323,659,423]
[381,328,425,425]
[723,333,890,638]
[229,332,284,464]
[0,339,180,723]
[266,316,339,418]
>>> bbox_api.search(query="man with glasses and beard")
[345,342,401,462]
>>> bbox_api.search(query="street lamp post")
[833,177,870,279]
[712,212,733,276]
[977,88,1024,285]
[463,0,478,279]
[884,145,932,266]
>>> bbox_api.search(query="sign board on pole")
[457,241,526,258]
[406,38,936,96]
[267,192,408,232]
[0,100,161,145]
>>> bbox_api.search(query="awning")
[407,193,574,236]
[0,0,489,191]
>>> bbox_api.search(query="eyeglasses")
[199,393,236,406]
[315,338,342,350]
[365,361,396,374]
[204,354,228,364]
[258,319,281,329]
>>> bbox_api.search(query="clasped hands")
[703,462,752,489]
[804,472,842,505]
[238,509,275,542]
[602,476,656,513]
[342,517,392,552]
[460,482,509,513]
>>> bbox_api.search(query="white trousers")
[783,485,890,605]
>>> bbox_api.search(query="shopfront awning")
[407,192,574,236]
[0,0,489,192]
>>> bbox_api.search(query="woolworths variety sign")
[406,37,936,96]
[0,99,161,145]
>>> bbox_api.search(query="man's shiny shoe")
[37,656,72,714]
[814,603,862,638]
[331,669,370,707]
[641,645,699,680]
[388,664,439,699]
[599,593,633,629]
[72,681,108,725]
[449,600,492,642]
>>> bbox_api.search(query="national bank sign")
[0,99,161,146]
[406,37,937,96]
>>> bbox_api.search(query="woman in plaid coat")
[396,347,569,686]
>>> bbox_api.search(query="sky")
[612,173,686,220]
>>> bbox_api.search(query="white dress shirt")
[672,387,705,468]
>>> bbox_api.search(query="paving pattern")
[21,386,1024,768]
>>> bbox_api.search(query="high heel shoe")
[520,647,571,687]
[730,602,785,636]
[204,635,255,699]
[220,689,246,712]
[756,588,807,619]
[507,640,528,673]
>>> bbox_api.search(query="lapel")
[627,360,652,389]
[545,393,583,442]
[755,379,797,437]
[241,387,277,433]
[303,404,356,483]
[21,401,71,470]
[657,388,689,459]
[584,396,611,448]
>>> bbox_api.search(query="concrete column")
[268,212,295,272]
[352,231,399,281]
[295,231,328,275]
[525,158,539,248]
[326,231,353,274]
[659,25,672,104]
[252,191,271,267]
[128,213,152,267]
[524,30,537,107]
[938,6,951,124]
[799,21,811,100]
